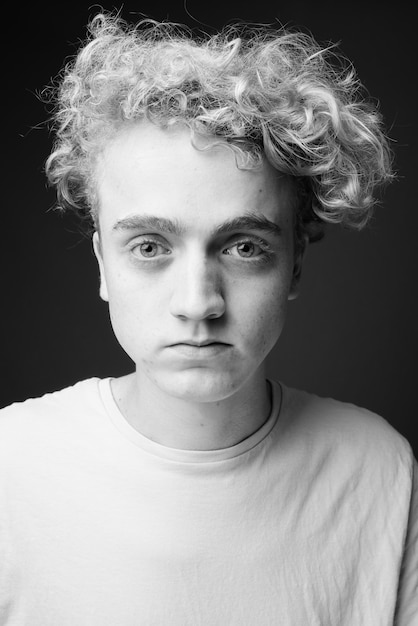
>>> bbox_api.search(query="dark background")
[3,2,417,455]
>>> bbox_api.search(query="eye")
[131,239,171,259]
[223,240,264,258]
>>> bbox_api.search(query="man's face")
[93,121,302,403]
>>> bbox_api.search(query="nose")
[169,255,225,321]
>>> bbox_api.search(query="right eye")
[130,239,171,259]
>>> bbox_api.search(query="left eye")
[223,241,263,258]
[131,241,170,258]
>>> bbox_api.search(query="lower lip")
[168,343,231,358]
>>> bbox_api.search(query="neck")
[111,370,272,451]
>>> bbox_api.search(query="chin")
[154,369,243,404]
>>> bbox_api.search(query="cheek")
[234,277,290,352]
[106,268,163,319]
[104,277,160,355]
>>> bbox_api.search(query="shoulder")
[280,383,411,450]
[0,377,103,418]
[0,378,106,449]
[278,383,414,481]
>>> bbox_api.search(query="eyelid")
[127,233,170,248]
[224,233,273,249]
[127,232,168,242]
[225,230,270,241]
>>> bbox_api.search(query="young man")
[1,13,416,625]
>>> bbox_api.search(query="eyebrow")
[112,215,184,236]
[112,213,283,237]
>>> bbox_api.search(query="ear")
[288,235,308,301]
[92,231,109,302]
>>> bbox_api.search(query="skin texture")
[93,121,304,450]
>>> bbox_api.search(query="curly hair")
[45,13,393,244]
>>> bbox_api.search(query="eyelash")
[129,237,171,260]
[222,238,273,262]
[128,236,273,263]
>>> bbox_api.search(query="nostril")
[170,296,226,321]
[169,287,225,321]
[207,309,224,320]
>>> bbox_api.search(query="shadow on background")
[3,1,416,455]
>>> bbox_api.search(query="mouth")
[171,340,229,347]
[167,340,231,358]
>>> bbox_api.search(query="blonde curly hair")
[45,13,393,244]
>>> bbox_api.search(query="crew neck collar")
[98,377,283,464]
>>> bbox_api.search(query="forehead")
[95,121,297,233]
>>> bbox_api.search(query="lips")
[167,340,231,358]
[169,337,231,348]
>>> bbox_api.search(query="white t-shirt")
[0,378,416,625]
